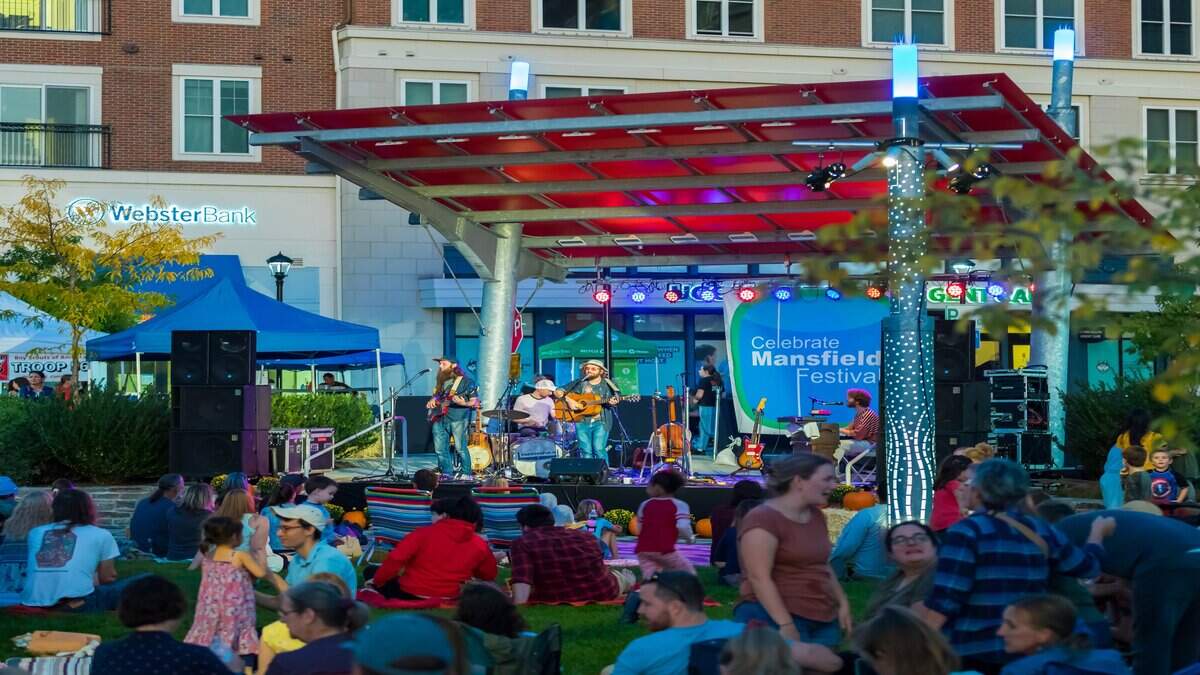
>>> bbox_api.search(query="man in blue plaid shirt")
[920,459,1116,674]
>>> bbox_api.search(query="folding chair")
[838,441,877,486]
[358,486,433,567]
[471,486,540,549]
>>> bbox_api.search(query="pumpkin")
[628,516,639,536]
[342,510,368,529]
[696,518,713,539]
[842,490,878,512]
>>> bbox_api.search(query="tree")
[0,177,219,383]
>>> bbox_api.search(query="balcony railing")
[0,123,110,168]
[0,0,110,35]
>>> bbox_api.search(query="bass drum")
[512,438,564,479]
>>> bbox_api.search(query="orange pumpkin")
[628,516,639,536]
[696,518,713,539]
[842,491,878,512]
[342,511,368,528]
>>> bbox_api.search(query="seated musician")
[513,378,557,435]
[840,388,879,459]
[555,360,621,463]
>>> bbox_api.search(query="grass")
[0,561,877,675]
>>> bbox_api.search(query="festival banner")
[723,290,888,434]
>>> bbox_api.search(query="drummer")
[513,377,557,436]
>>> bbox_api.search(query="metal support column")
[477,222,523,411]
[883,44,937,523]
[1030,28,1076,467]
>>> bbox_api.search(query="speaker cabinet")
[169,429,268,478]
[934,320,974,382]
[208,331,256,386]
[547,458,608,484]
[935,381,990,434]
[170,331,209,385]
[173,385,272,432]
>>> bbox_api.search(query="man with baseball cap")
[263,504,356,606]
[427,356,479,480]
[513,377,557,435]
[555,360,621,464]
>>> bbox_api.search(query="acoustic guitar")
[738,397,767,470]
[554,392,641,420]
[656,385,688,460]
[467,409,492,473]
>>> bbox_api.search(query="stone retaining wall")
[17,484,153,545]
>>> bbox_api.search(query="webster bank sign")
[66,198,256,228]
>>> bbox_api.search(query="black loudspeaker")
[934,320,974,382]
[935,381,990,433]
[169,429,268,478]
[547,458,608,484]
[170,331,209,385]
[208,331,256,386]
[173,385,272,432]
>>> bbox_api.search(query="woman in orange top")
[1116,409,1164,471]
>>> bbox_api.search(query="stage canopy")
[232,73,1153,280]
[259,350,406,370]
[0,293,103,354]
[538,321,658,360]
[86,277,380,360]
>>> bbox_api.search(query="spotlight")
[945,281,966,300]
[736,287,758,302]
[986,281,1008,299]
[630,288,647,303]
[772,286,793,302]
[804,162,849,192]
[881,153,898,168]
[592,283,612,304]
[950,259,975,275]
[865,280,887,300]
[698,286,718,303]
[664,288,682,303]
[825,286,842,301]
[948,163,998,194]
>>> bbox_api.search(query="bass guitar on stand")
[736,397,767,471]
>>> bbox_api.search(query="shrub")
[271,393,377,457]
[0,397,43,483]
[606,508,634,531]
[210,474,228,494]
[255,475,280,501]
[327,503,345,524]
[828,484,857,506]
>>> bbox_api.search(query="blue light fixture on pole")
[509,61,530,101]
[882,41,937,523]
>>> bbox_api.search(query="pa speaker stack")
[169,330,270,478]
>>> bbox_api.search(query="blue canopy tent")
[258,350,406,394]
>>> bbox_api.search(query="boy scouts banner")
[723,290,888,434]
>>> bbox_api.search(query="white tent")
[0,293,101,354]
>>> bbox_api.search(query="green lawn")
[0,561,877,674]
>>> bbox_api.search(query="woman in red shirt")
[368,496,497,599]
[930,455,973,532]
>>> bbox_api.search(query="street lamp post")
[267,251,294,302]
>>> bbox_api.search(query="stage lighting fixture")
[945,281,966,300]
[986,281,1008,299]
[698,286,718,303]
[865,280,886,300]
[663,288,682,303]
[948,163,998,195]
[772,286,793,302]
[630,288,647,303]
[736,286,758,302]
[825,286,842,301]
[592,283,612,304]
[804,162,849,192]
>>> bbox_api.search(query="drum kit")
[469,408,571,479]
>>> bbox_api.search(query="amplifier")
[547,458,608,484]
[269,428,335,474]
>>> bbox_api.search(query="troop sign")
[724,291,887,434]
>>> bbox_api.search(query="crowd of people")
[0,441,1196,674]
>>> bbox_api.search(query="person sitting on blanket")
[255,504,357,611]
[257,572,353,675]
[508,504,634,605]
[365,495,497,600]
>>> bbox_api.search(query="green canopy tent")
[537,321,661,388]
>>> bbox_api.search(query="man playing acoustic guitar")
[555,360,621,464]
[426,356,479,480]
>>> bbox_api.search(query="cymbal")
[481,409,530,421]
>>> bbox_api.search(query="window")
[0,84,93,166]
[1040,103,1081,141]
[174,0,258,24]
[396,0,468,25]
[692,0,757,38]
[868,0,947,45]
[1146,107,1198,174]
[542,85,626,98]
[537,0,625,32]
[1002,0,1074,50]
[402,80,469,105]
[1139,0,1195,56]
[173,65,260,162]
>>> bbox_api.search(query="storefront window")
[632,313,683,333]
[637,339,685,395]
[694,313,724,333]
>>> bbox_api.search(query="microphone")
[416,368,431,376]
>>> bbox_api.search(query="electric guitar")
[467,409,492,473]
[428,377,466,423]
[738,397,767,470]
[554,392,641,420]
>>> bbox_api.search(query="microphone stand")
[357,369,430,483]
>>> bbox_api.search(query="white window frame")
[539,83,628,98]
[1143,106,1200,175]
[0,65,102,122]
[532,0,633,37]
[996,0,1084,54]
[172,0,260,25]
[1134,0,1199,60]
[685,0,764,42]
[861,0,955,50]
[171,64,261,163]
[399,79,474,105]
[392,0,475,30]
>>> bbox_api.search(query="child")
[214,488,269,565]
[713,498,761,586]
[185,517,285,663]
[635,469,696,577]
[1122,447,1152,503]
[997,595,1130,674]
[573,498,620,559]
[1148,449,1190,504]
[412,468,440,493]
[930,455,973,531]
[303,475,339,545]
[261,481,298,552]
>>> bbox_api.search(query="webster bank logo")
[65,198,256,228]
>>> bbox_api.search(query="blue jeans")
[433,416,470,474]
[696,406,715,454]
[733,600,841,647]
[69,573,154,613]
[576,420,610,462]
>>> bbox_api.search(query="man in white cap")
[256,504,357,610]
[556,360,621,464]
[513,376,557,435]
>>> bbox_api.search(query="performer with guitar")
[426,356,479,479]
[555,360,621,464]
[692,365,722,455]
